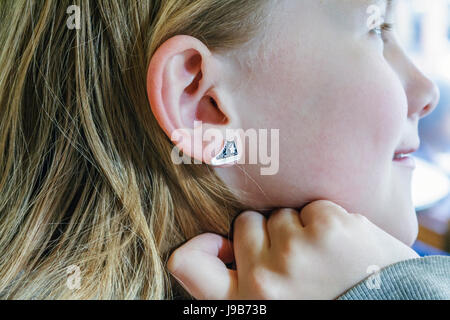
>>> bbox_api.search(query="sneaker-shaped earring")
[211,139,240,166]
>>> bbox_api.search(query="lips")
[393,147,418,160]
[392,147,419,169]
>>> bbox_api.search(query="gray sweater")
[337,255,450,300]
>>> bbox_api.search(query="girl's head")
[149,0,439,247]
[0,0,439,299]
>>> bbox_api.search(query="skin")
[147,0,440,299]
[213,0,440,247]
[167,201,420,299]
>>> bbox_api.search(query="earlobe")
[147,35,237,165]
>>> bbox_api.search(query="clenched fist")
[167,200,419,299]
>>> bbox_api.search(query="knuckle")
[315,199,336,207]
[303,204,347,226]
[234,210,260,226]
[269,208,286,219]
[309,200,339,212]
[318,212,341,227]
[306,214,341,237]
[310,200,348,217]
[268,210,289,228]
[268,210,301,239]
[272,208,297,216]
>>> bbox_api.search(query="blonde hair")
[0,0,270,299]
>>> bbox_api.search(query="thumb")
[167,233,238,300]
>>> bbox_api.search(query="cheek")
[244,70,408,210]
[302,69,406,193]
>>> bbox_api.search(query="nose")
[405,63,440,121]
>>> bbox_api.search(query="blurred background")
[394,0,450,255]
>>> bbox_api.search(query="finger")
[299,200,349,227]
[267,208,303,240]
[167,233,238,300]
[232,211,269,268]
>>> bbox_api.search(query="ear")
[147,35,240,165]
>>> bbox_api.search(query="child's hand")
[167,200,419,300]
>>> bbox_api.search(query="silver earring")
[211,139,240,166]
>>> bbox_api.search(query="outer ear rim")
[146,35,215,141]
[147,38,172,140]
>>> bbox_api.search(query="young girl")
[0,0,448,299]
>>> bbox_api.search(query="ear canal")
[195,96,228,125]
[210,97,219,108]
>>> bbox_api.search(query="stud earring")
[211,139,240,166]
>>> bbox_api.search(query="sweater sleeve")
[336,255,450,300]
